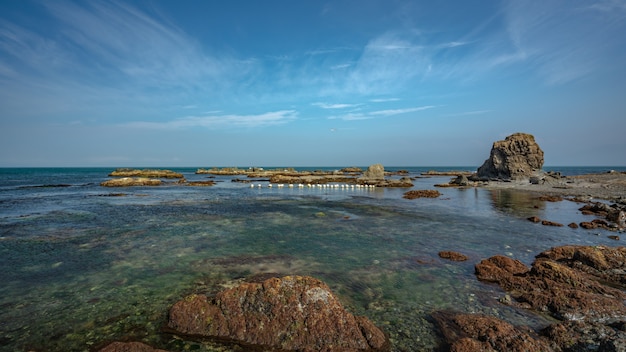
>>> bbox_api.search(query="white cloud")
[370,106,436,116]
[123,110,298,130]
[329,105,435,120]
[370,98,400,103]
[313,102,359,109]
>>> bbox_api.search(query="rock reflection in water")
[489,189,546,218]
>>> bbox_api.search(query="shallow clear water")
[0,167,624,351]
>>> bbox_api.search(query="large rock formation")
[476,133,544,180]
[167,275,389,351]
[358,164,385,183]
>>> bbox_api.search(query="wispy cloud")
[0,1,249,119]
[500,1,626,84]
[329,105,435,120]
[312,102,360,109]
[346,32,430,94]
[370,98,400,103]
[369,106,436,116]
[124,110,298,130]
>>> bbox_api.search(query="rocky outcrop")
[100,177,162,187]
[434,245,626,351]
[476,133,544,180]
[167,275,389,351]
[432,311,553,352]
[358,164,385,184]
[475,246,626,323]
[580,202,626,231]
[108,168,183,178]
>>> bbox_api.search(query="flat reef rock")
[167,275,389,351]
[108,168,184,178]
[100,177,162,187]
[476,132,544,180]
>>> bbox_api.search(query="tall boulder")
[358,164,385,183]
[476,133,544,180]
[167,275,389,351]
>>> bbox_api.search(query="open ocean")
[1,166,625,351]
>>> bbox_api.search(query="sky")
[1,0,625,167]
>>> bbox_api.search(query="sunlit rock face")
[167,275,389,351]
[476,132,544,180]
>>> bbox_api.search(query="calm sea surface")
[1,166,625,351]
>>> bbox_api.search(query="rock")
[568,222,579,228]
[98,341,169,352]
[374,177,414,188]
[476,133,544,180]
[475,246,626,323]
[432,311,553,352]
[528,216,541,223]
[402,190,441,199]
[541,220,563,227]
[185,180,216,186]
[542,320,626,352]
[450,175,470,186]
[167,275,389,351]
[537,195,563,202]
[359,164,385,183]
[100,177,162,187]
[108,168,183,178]
[438,251,469,261]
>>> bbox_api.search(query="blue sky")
[1,0,625,167]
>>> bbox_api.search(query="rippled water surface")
[1,167,624,351]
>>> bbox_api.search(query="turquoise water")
[0,167,624,351]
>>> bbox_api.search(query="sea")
[1,166,625,352]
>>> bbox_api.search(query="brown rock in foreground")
[475,246,626,323]
[476,132,544,180]
[432,311,553,352]
[167,275,389,351]
[99,341,169,352]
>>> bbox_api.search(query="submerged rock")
[476,132,544,180]
[403,190,441,199]
[438,251,469,261]
[167,275,389,351]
